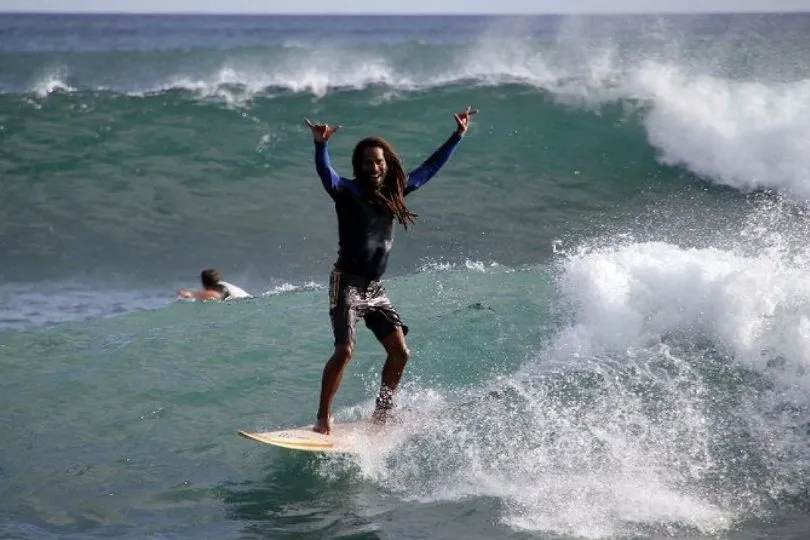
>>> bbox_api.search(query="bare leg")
[313,344,353,435]
[372,328,410,425]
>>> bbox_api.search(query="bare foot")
[313,416,332,435]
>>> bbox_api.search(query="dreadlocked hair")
[352,136,418,230]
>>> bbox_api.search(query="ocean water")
[3,11,810,539]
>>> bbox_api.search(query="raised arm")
[305,117,345,194]
[314,141,344,192]
[404,132,462,193]
[405,106,478,195]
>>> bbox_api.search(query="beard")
[362,172,385,192]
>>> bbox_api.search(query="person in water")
[177,268,253,301]
[305,106,478,435]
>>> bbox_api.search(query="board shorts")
[328,268,409,346]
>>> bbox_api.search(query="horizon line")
[1,9,809,16]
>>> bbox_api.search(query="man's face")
[361,146,387,190]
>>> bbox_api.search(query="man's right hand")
[304,117,341,143]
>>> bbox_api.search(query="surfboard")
[237,421,382,454]
[220,281,253,300]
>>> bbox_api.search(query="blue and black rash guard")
[315,132,462,281]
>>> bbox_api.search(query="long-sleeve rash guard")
[314,132,462,281]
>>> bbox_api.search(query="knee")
[332,345,353,365]
[393,345,410,363]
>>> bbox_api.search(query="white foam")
[32,68,76,98]
[260,281,323,296]
[634,64,810,201]
[416,259,502,274]
[323,373,733,538]
[551,240,810,379]
[147,52,413,104]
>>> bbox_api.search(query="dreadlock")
[352,137,418,230]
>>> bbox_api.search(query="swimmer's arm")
[177,289,222,301]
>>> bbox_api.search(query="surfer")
[305,106,478,434]
[177,268,253,301]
